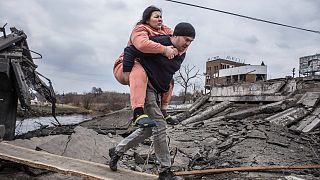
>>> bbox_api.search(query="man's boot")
[109,147,121,171]
[158,169,184,180]
[165,115,179,125]
[161,109,179,125]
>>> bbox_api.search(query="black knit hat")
[173,22,196,38]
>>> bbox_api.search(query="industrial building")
[205,56,267,91]
[299,53,320,76]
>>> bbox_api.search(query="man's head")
[171,22,195,52]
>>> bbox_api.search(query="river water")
[15,114,92,135]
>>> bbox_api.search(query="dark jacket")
[123,35,185,93]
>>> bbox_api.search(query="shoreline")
[17,104,91,119]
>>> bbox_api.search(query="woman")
[113,6,178,127]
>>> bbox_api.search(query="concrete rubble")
[1,77,320,179]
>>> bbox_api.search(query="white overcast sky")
[1,0,319,94]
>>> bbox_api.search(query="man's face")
[174,36,194,52]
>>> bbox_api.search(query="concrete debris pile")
[2,92,319,179]
[1,78,320,179]
[168,103,320,179]
[180,92,320,134]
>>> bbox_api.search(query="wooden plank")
[175,165,320,176]
[0,142,157,180]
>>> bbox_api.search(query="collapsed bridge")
[0,24,57,140]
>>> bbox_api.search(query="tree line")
[56,89,130,112]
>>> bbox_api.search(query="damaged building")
[205,56,267,94]
[299,53,320,77]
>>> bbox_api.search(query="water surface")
[15,114,92,135]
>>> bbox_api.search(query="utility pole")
[292,68,295,78]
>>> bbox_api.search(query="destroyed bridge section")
[0,25,57,140]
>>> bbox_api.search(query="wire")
[164,0,320,34]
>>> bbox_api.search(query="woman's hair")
[137,6,162,25]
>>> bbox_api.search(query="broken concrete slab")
[34,126,123,164]
[173,95,210,121]
[181,101,231,125]
[209,81,285,96]
[296,106,320,132]
[267,107,309,126]
[297,92,320,108]
[80,108,134,134]
[302,118,320,133]
[188,95,209,113]
[246,129,267,139]
[60,126,121,163]
[7,135,63,150]
[172,150,189,170]
[265,129,290,148]
[226,101,285,120]
[179,147,201,160]
[201,116,225,126]
[209,95,286,102]
[36,135,70,155]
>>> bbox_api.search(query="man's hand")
[163,46,178,59]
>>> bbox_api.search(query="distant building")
[299,53,320,76]
[205,56,267,92]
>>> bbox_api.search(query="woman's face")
[147,11,163,29]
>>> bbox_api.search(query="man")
[109,22,195,180]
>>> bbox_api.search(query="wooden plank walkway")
[0,142,157,180]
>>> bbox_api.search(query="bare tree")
[175,64,201,103]
[191,81,203,102]
[91,87,103,96]
[82,93,94,110]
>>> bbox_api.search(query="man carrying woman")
[111,6,196,179]
[113,6,179,128]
